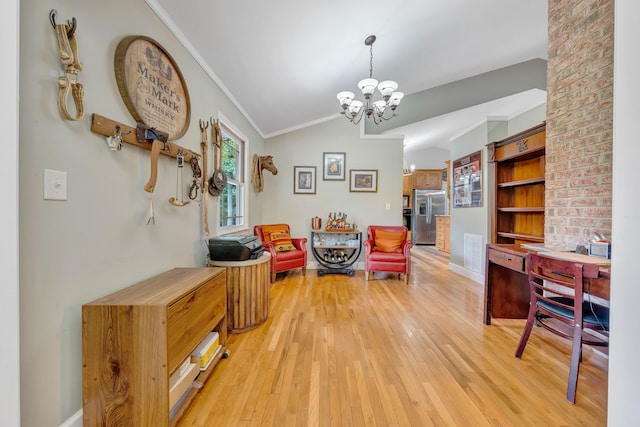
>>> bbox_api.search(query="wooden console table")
[483,244,611,325]
[82,267,227,426]
[209,252,271,333]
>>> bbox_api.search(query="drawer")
[166,272,226,373]
[488,248,525,272]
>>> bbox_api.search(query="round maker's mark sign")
[114,35,191,140]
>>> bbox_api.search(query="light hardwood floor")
[178,246,608,426]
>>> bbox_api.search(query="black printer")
[207,234,264,261]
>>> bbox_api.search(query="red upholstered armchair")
[254,224,307,283]
[363,225,412,284]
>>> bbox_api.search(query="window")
[217,120,247,233]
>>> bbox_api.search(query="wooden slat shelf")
[170,346,226,424]
[496,232,544,242]
[497,177,545,187]
[497,207,545,213]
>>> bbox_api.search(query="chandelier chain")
[369,44,374,79]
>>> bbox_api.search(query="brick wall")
[545,0,614,247]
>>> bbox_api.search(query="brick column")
[545,0,614,247]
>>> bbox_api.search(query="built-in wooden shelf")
[497,177,545,188]
[487,122,546,246]
[496,232,544,242]
[497,207,545,213]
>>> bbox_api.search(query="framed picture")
[323,152,346,180]
[293,166,316,194]
[452,150,482,207]
[350,169,378,192]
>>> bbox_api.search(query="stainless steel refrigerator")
[412,189,447,244]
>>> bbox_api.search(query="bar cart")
[311,229,362,277]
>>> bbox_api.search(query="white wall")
[19,0,264,424]
[448,122,491,280]
[404,145,450,170]
[609,0,640,423]
[263,118,404,267]
[2,0,20,426]
[507,104,546,135]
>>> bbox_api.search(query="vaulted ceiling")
[150,0,548,149]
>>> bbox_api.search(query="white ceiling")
[395,88,547,152]
[149,0,548,149]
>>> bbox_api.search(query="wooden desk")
[483,244,611,325]
[484,244,529,325]
[537,251,610,300]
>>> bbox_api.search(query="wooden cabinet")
[403,169,444,206]
[402,174,412,196]
[483,244,529,325]
[82,268,227,426]
[444,160,451,211]
[403,174,413,212]
[435,215,450,253]
[486,122,546,246]
[412,169,442,190]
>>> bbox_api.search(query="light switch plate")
[44,169,68,201]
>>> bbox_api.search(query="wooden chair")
[363,225,412,284]
[515,253,610,403]
[254,224,307,283]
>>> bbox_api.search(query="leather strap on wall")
[54,20,84,121]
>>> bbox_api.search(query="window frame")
[214,113,249,236]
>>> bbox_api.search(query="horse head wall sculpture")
[251,154,278,192]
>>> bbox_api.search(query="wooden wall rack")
[91,113,199,163]
[91,113,201,193]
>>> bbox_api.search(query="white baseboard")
[448,262,484,285]
[60,409,82,427]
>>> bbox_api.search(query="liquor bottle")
[324,250,329,262]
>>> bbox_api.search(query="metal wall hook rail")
[49,9,76,37]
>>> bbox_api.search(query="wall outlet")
[385,202,391,210]
[44,169,68,201]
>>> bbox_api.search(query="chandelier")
[337,35,404,125]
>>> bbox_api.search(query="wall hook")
[49,9,76,37]
[105,125,130,151]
